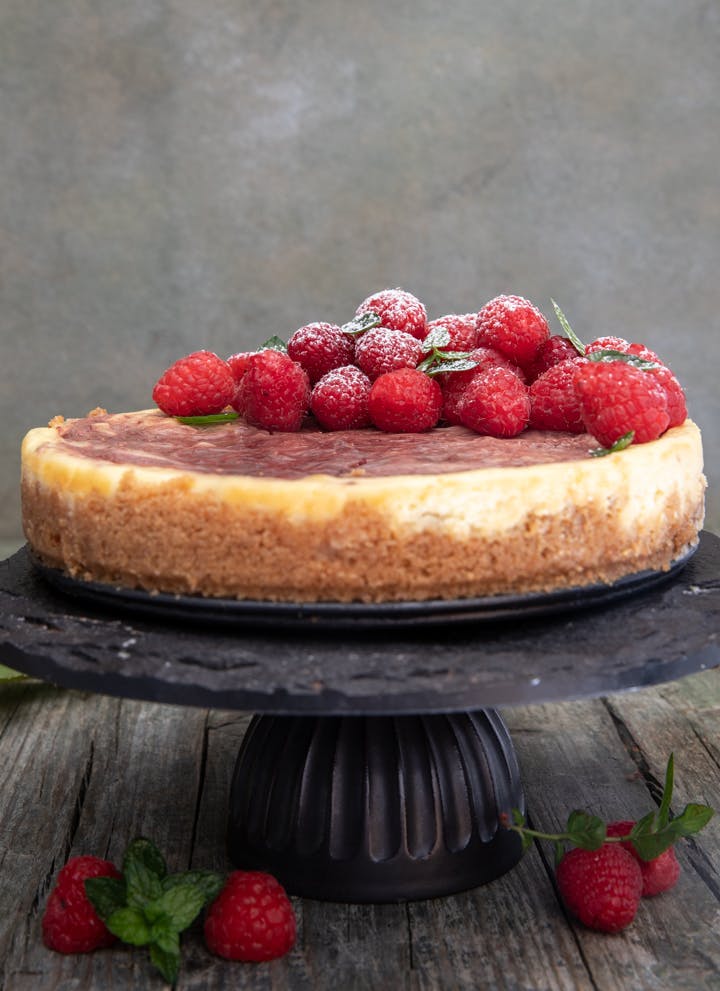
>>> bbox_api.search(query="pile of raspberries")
[152,289,686,449]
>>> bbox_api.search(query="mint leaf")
[657,753,675,828]
[565,810,607,850]
[422,325,451,351]
[551,300,585,354]
[341,311,381,335]
[176,412,239,426]
[147,883,208,932]
[124,838,168,880]
[106,906,152,946]
[149,942,181,986]
[590,431,635,458]
[260,335,287,352]
[84,876,127,920]
[162,870,224,903]
[672,802,714,836]
[586,348,661,370]
[424,356,479,376]
[123,838,166,908]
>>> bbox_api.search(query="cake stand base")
[227,709,524,902]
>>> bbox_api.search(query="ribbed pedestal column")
[227,710,524,902]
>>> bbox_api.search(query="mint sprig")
[589,430,635,458]
[551,299,585,355]
[416,325,479,376]
[585,348,661,370]
[503,754,714,865]
[341,310,382,336]
[175,412,239,426]
[85,838,223,986]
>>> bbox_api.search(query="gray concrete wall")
[2,0,719,550]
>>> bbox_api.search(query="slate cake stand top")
[0,533,718,715]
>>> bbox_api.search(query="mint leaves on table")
[504,753,714,863]
[85,837,223,986]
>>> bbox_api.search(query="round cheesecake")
[21,408,706,603]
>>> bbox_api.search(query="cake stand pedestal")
[1,533,718,902]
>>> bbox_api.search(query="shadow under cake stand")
[1,533,719,903]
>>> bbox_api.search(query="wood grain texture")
[0,672,718,990]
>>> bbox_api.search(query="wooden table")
[0,667,718,990]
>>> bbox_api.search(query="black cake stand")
[1,533,719,903]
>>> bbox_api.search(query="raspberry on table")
[476,294,551,369]
[529,358,588,433]
[368,367,443,432]
[458,366,531,438]
[426,313,479,351]
[439,346,526,425]
[355,288,428,340]
[204,870,296,963]
[606,820,681,897]
[556,844,643,933]
[42,855,121,954]
[354,326,424,381]
[152,350,236,418]
[311,365,372,430]
[573,361,670,447]
[234,349,310,431]
[287,322,355,384]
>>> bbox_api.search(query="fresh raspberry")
[476,295,550,368]
[311,365,372,430]
[556,844,643,933]
[204,870,296,963]
[152,350,236,417]
[356,288,428,340]
[426,314,479,351]
[287,322,355,384]
[354,326,424,381]
[226,351,254,384]
[234,349,310,431]
[573,361,670,447]
[458,366,530,438]
[526,335,583,382]
[440,347,526,425]
[529,358,588,433]
[42,855,121,954]
[368,367,442,432]
[606,820,681,897]
[648,364,687,427]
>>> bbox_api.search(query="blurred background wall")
[2,0,718,553]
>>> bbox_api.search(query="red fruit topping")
[573,361,670,447]
[529,358,588,433]
[234,349,310,431]
[426,313,479,351]
[226,351,254,384]
[556,844,643,933]
[648,364,687,427]
[356,288,428,340]
[354,326,424,381]
[526,335,583,382]
[42,855,121,954]
[311,365,372,430]
[152,350,236,418]
[440,347,526,425]
[606,820,681,897]
[368,367,442,432]
[476,294,550,368]
[204,870,296,963]
[287,322,355,384]
[458,366,530,438]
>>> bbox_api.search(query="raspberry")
[311,365,372,430]
[354,326,424,381]
[529,358,588,433]
[476,295,550,368]
[42,855,121,954]
[204,870,296,962]
[526,335,582,382]
[426,313,478,351]
[556,844,643,933]
[368,367,442,432]
[226,351,254,384]
[458,366,530,438]
[573,361,670,447]
[648,364,687,427]
[234,349,310,431]
[606,820,681,897]
[287,322,355,384]
[152,350,236,418]
[440,347,526,425]
[356,288,428,340]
